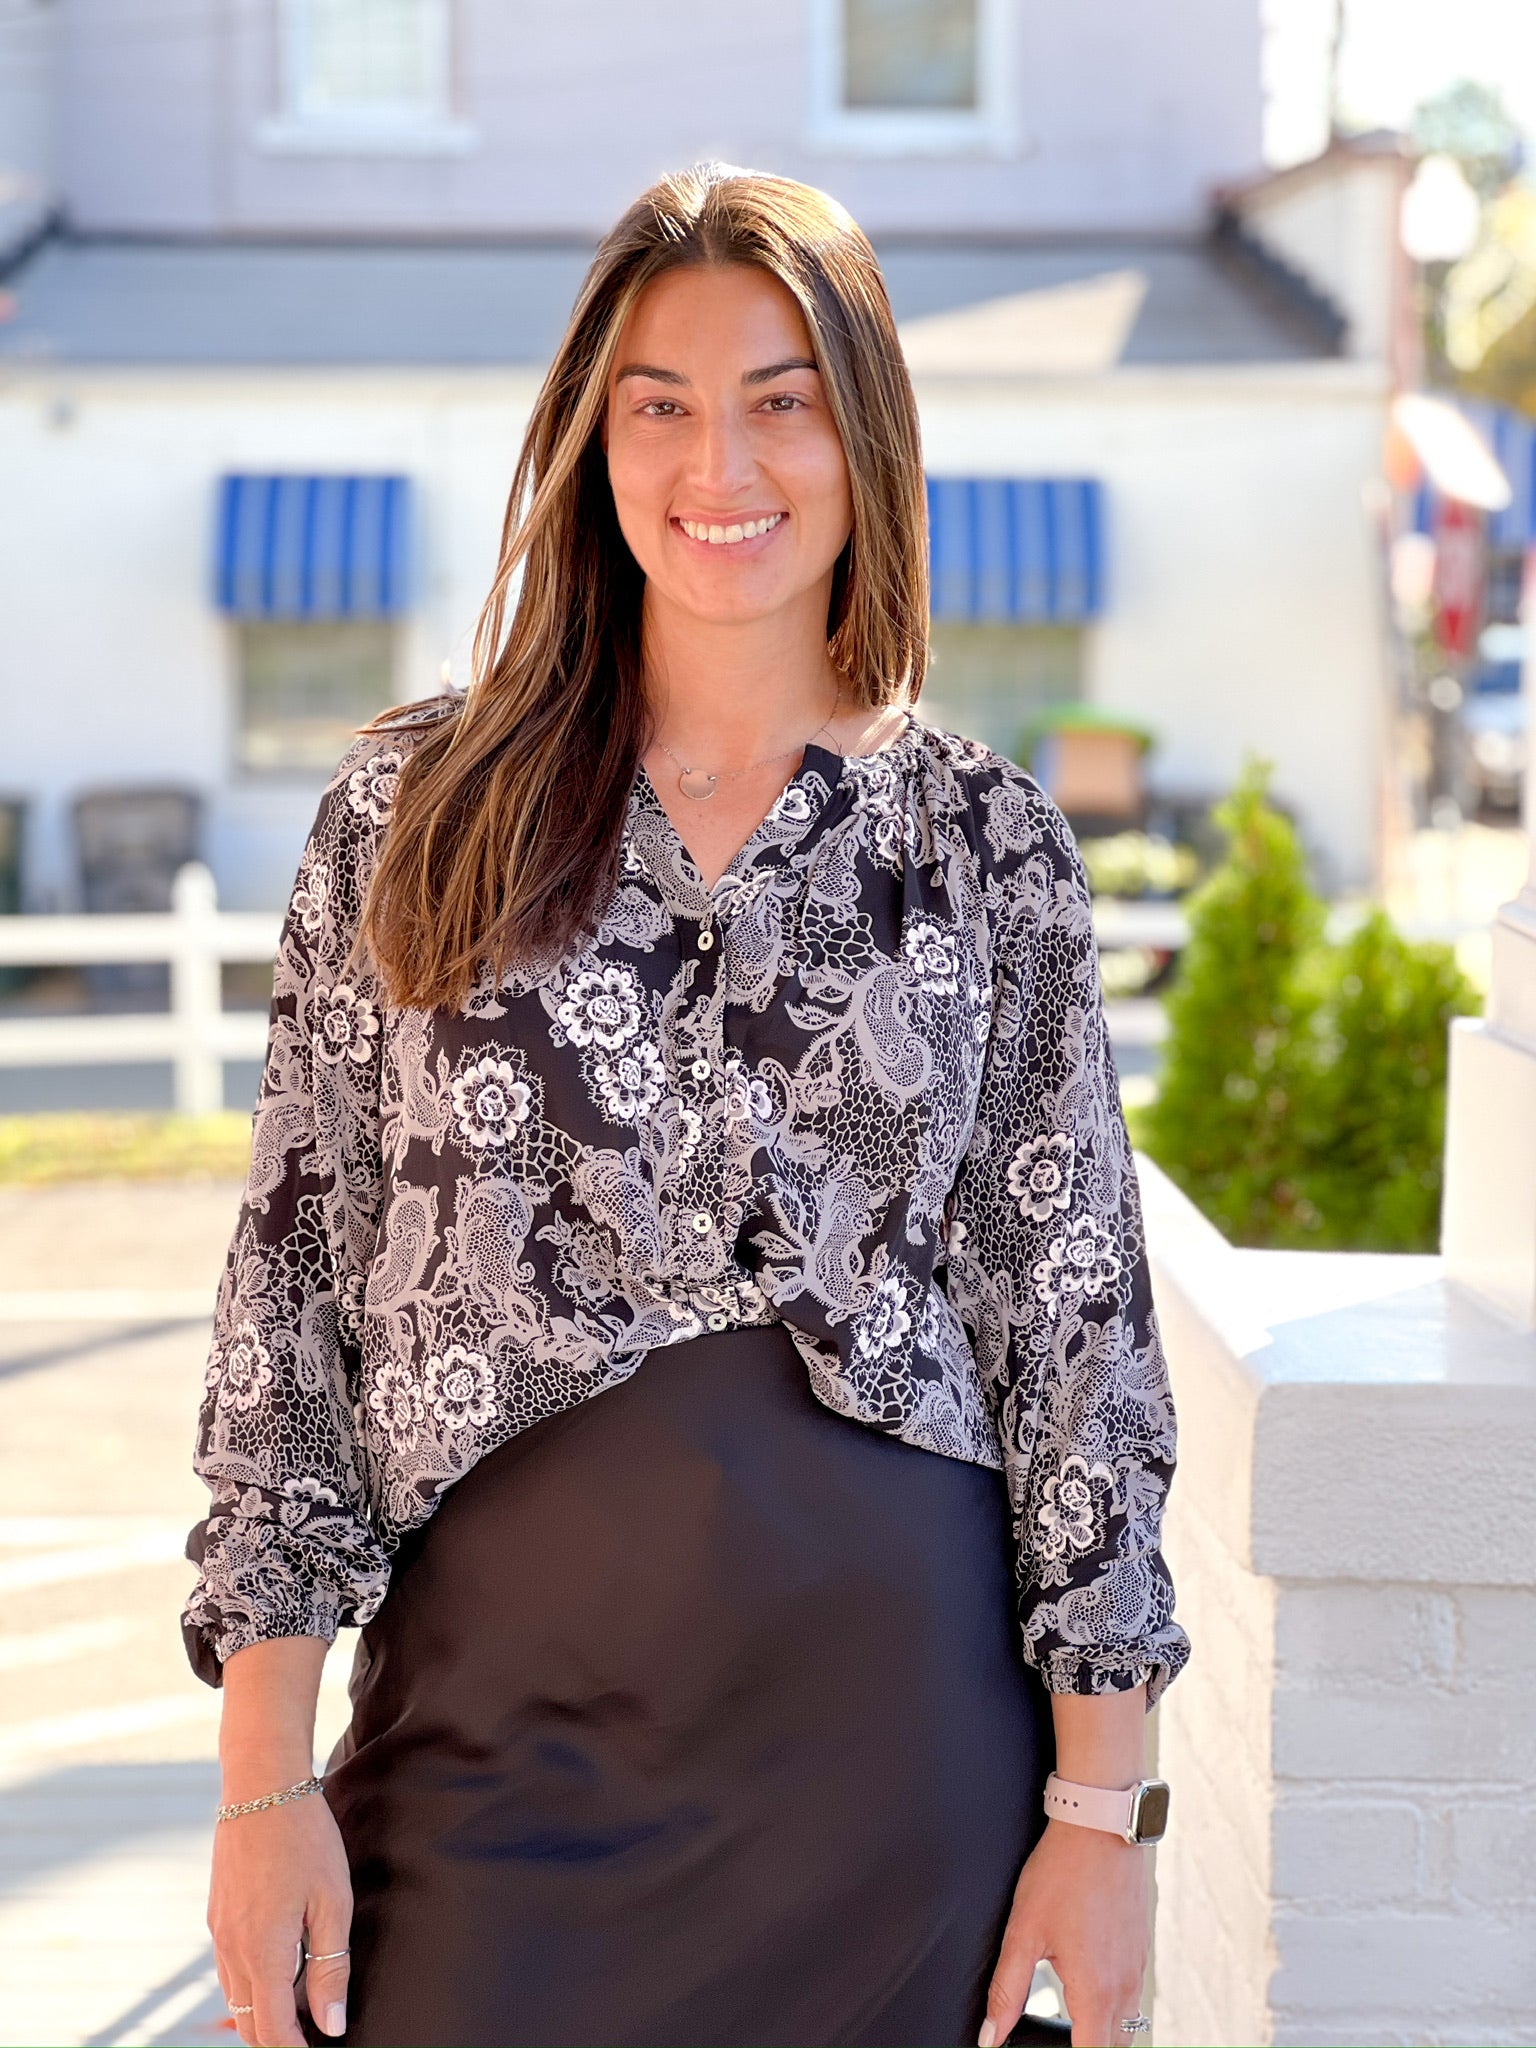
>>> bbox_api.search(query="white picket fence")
[0,874,1479,1118]
[0,866,280,1115]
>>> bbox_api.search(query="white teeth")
[679,514,784,545]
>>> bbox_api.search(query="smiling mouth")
[675,513,786,547]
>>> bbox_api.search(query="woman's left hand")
[978,1818,1151,2048]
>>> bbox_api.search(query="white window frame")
[259,0,477,157]
[806,0,1016,157]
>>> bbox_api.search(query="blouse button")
[690,1210,714,1234]
[707,1313,729,1331]
[697,926,715,951]
[690,1058,712,1081]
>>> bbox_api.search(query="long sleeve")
[181,739,399,1686]
[941,786,1190,1706]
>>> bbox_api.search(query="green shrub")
[1135,763,1480,1252]
[1289,911,1475,1251]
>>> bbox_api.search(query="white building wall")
[55,0,224,235]
[0,368,540,911]
[58,0,1262,240]
[914,362,1390,890]
[1235,154,1408,364]
[0,357,1383,912]
[0,0,58,260]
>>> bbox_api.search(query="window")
[845,0,978,111]
[236,620,399,775]
[263,0,474,153]
[290,0,443,121]
[808,0,1011,154]
[921,623,1084,765]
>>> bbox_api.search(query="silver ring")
[1120,2017,1150,2036]
[306,1947,351,1961]
[229,2004,255,2015]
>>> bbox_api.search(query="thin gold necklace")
[655,685,843,803]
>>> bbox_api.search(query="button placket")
[668,906,732,1286]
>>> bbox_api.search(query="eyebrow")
[743,356,820,385]
[613,356,821,387]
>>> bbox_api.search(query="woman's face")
[604,263,854,631]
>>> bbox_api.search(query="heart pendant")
[678,767,718,801]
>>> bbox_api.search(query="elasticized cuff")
[180,1582,343,1690]
[1034,1630,1192,1712]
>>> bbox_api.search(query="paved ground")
[0,1184,356,2048]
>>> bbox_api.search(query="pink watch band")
[1043,1771,1169,1844]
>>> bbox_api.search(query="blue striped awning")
[927,477,1106,623]
[1410,403,1536,549]
[214,474,414,619]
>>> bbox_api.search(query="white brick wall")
[1141,1159,1536,2047]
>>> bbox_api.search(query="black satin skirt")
[306,1321,1055,2048]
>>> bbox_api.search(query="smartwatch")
[1043,1771,1170,1846]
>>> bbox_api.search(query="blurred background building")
[0,0,1421,918]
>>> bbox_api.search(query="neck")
[640,580,847,761]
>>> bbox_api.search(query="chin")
[670,580,799,628]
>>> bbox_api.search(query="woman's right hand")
[210,1787,353,2046]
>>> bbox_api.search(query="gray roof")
[0,233,1336,371]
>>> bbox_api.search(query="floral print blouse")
[183,699,1191,1706]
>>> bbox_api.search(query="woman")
[185,164,1189,2048]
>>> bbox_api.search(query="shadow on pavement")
[84,1947,229,2048]
[0,1318,207,1385]
[0,1756,219,1896]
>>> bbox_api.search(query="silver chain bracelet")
[216,1774,325,1824]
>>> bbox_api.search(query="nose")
[687,407,758,502]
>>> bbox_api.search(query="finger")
[304,1898,353,2041]
[1068,1985,1131,2048]
[252,1958,305,2048]
[1070,2004,1110,2048]
[978,1932,1041,2047]
[222,1971,258,2047]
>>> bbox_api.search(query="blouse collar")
[627,747,841,922]
[625,713,920,923]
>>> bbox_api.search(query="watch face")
[1132,1781,1170,1842]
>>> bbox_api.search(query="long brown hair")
[360,162,930,1010]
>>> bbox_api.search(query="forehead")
[613,263,815,369]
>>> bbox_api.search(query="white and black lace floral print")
[183,700,1191,1705]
